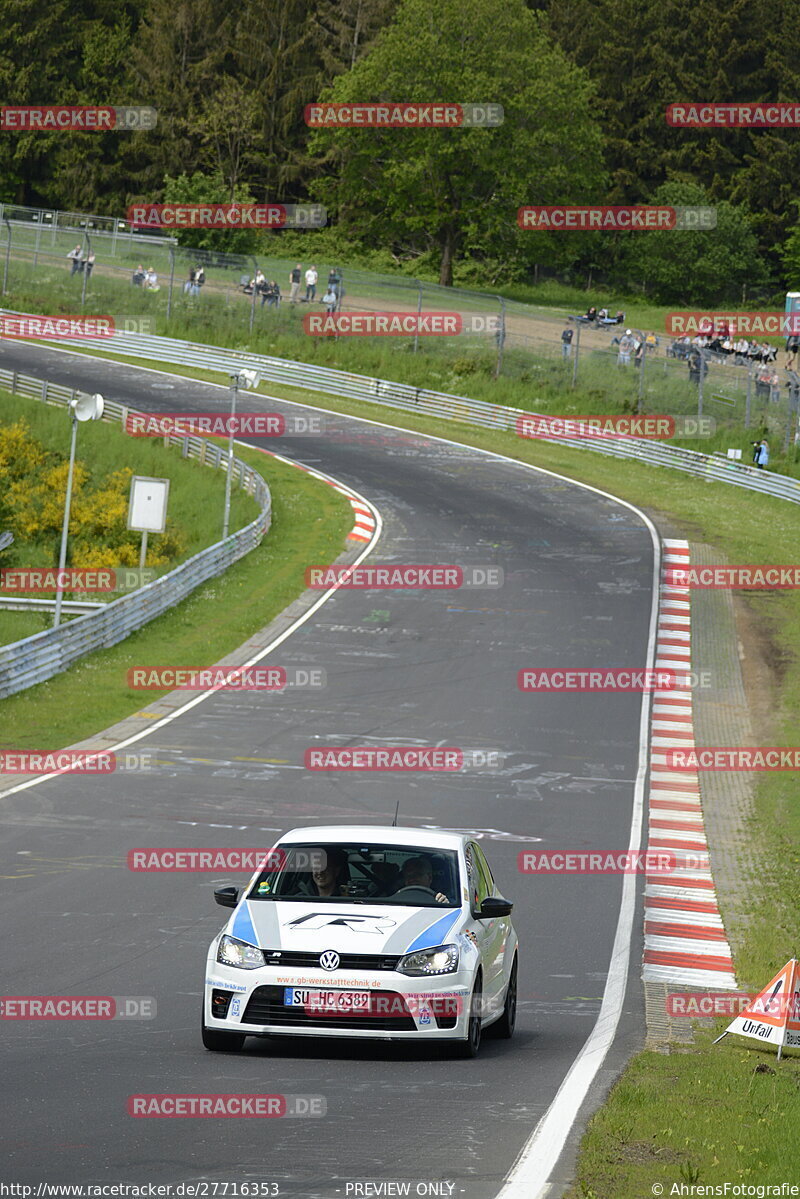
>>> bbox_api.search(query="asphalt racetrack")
[0,342,657,1197]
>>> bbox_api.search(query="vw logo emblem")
[320,950,340,971]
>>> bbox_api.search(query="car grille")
[261,950,402,971]
[241,986,417,1031]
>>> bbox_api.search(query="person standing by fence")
[67,244,82,275]
[561,325,573,360]
[618,329,634,366]
[289,263,302,303]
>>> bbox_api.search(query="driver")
[398,856,448,903]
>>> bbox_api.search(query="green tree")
[620,181,763,305]
[546,0,800,277]
[160,169,258,252]
[310,0,607,285]
[779,222,800,291]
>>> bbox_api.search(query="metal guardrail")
[0,368,272,699]
[47,327,800,507]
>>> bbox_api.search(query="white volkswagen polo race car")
[202,825,518,1057]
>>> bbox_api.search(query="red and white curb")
[643,538,737,990]
[334,490,378,543]
[267,456,378,545]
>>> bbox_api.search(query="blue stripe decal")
[232,901,259,947]
[405,910,460,953]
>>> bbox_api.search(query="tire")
[201,1006,246,1052]
[493,956,518,1039]
[454,973,482,1059]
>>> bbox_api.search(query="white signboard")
[128,476,169,534]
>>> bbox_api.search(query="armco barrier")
[0,368,271,699]
[41,326,800,506]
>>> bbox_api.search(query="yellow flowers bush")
[0,420,184,569]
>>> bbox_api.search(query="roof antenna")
[392,801,400,827]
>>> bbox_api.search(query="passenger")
[309,848,349,897]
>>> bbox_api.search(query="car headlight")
[396,943,459,976]
[216,935,266,970]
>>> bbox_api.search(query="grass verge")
[46,346,800,1191]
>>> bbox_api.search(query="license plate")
[283,987,370,1011]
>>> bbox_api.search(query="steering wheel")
[392,885,438,900]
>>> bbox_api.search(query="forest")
[2,0,799,301]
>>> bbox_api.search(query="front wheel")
[493,956,517,1039]
[201,1007,246,1052]
[454,974,482,1059]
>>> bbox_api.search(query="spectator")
[597,307,609,322]
[786,334,799,370]
[561,324,574,360]
[132,263,146,286]
[585,305,597,322]
[617,328,634,366]
[322,287,337,314]
[262,280,280,308]
[67,244,83,275]
[82,250,95,278]
[327,267,341,299]
[143,266,158,290]
[615,310,625,324]
[289,263,302,304]
[305,264,318,302]
[754,439,769,468]
[195,266,205,290]
[755,365,772,401]
[184,267,196,295]
[688,347,708,384]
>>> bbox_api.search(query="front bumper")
[204,962,473,1041]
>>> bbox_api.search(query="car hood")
[227,899,463,957]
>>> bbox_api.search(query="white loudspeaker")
[238,368,261,390]
[70,393,104,422]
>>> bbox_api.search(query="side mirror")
[478,896,513,919]
[214,886,239,909]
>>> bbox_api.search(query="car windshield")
[248,843,461,907]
